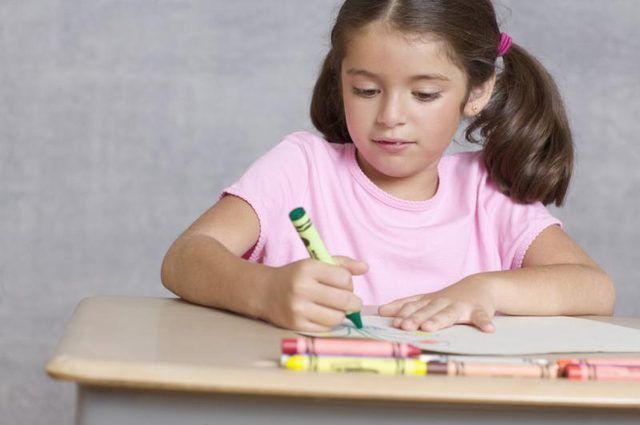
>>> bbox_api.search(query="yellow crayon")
[282,354,427,376]
[289,207,363,328]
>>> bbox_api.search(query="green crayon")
[289,207,363,329]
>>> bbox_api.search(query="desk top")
[47,296,640,409]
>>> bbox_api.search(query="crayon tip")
[281,338,298,355]
[283,355,307,371]
[347,311,363,329]
[289,207,306,221]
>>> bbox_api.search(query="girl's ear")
[463,73,496,117]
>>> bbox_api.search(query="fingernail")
[419,321,435,332]
[402,320,416,331]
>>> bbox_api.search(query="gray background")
[1,1,638,424]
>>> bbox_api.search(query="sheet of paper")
[301,316,640,355]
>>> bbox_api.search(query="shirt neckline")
[346,143,447,212]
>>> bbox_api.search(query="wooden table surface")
[46,296,640,409]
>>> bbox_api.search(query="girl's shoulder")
[247,131,350,179]
[441,150,553,217]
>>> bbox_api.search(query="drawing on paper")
[300,316,451,349]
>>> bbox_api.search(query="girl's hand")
[263,256,368,332]
[378,275,496,333]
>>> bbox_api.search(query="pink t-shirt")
[223,131,561,305]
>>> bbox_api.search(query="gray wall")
[1,1,638,424]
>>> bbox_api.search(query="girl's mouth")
[373,138,415,153]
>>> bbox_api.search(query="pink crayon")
[281,337,421,358]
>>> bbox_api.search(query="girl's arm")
[379,225,615,332]
[485,225,614,316]
[161,194,268,319]
[161,195,365,331]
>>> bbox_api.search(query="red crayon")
[566,364,640,381]
[281,337,421,358]
[557,358,640,372]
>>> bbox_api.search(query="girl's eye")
[352,88,379,98]
[413,92,441,102]
[352,87,441,102]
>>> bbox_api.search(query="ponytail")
[465,43,574,206]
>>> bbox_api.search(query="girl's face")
[341,22,474,200]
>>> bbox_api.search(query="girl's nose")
[376,94,406,128]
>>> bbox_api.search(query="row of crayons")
[280,337,640,381]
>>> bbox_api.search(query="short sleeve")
[220,134,311,262]
[482,184,563,270]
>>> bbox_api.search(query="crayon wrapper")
[283,355,426,376]
[566,364,640,381]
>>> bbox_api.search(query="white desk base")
[77,385,640,425]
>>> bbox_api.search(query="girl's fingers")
[311,284,362,313]
[293,320,333,333]
[312,261,355,291]
[394,298,443,329]
[311,256,367,294]
[470,308,495,333]
[302,302,349,329]
[398,299,452,331]
[332,256,369,276]
[410,304,495,333]
[416,305,462,332]
[378,295,423,316]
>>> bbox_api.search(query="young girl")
[161,0,614,333]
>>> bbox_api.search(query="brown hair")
[310,0,573,206]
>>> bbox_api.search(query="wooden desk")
[47,296,640,425]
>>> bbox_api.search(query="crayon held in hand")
[289,207,363,328]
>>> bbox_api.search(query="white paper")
[301,316,640,355]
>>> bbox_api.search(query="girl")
[161,0,614,333]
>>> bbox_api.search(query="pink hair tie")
[497,32,512,57]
